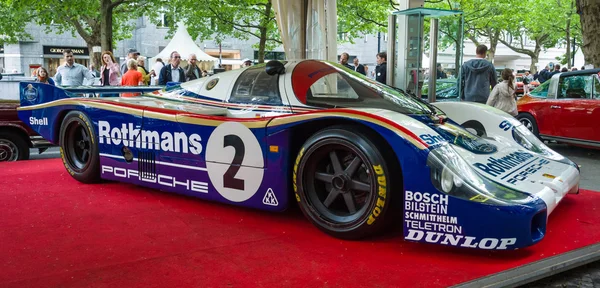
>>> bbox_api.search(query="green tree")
[576,0,600,66]
[495,0,564,73]
[171,0,280,63]
[0,0,166,68]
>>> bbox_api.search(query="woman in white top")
[487,68,518,116]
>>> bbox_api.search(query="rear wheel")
[0,132,29,161]
[294,127,395,240]
[59,111,100,183]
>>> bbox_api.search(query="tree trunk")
[257,1,272,64]
[530,56,539,73]
[87,42,102,71]
[454,39,461,78]
[565,1,573,68]
[577,0,600,66]
[488,29,500,64]
[100,0,113,54]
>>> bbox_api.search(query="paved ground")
[30,144,600,286]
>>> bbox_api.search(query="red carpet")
[1,159,600,288]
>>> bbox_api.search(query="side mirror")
[265,61,285,76]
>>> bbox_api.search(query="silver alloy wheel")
[0,139,19,161]
[520,118,534,132]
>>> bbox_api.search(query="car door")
[525,79,560,136]
[555,74,596,141]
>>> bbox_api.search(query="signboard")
[43,46,89,55]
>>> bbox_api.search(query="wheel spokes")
[323,188,340,207]
[81,149,89,162]
[329,151,343,174]
[344,156,362,177]
[315,172,334,183]
[350,180,371,192]
[80,126,90,142]
[342,193,357,213]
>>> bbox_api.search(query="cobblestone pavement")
[525,261,600,287]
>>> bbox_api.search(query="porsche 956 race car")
[18,60,580,250]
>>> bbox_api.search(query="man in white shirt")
[55,49,95,86]
[158,51,186,85]
[150,58,165,85]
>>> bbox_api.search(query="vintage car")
[18,60,580,250]
[421,79,459,101]
[515,74,540,95]
[0,100,53,161]
[517,69,600,149]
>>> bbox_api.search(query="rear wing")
[19,82,164,107]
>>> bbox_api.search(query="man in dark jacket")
[458,45,497,104]
[375,52,387,84]
[159,51,186,85]
[353,58,366,75]
[185,54,201,81]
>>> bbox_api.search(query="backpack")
[522,76,530,84]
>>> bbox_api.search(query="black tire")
[0,131,30,161]
[59,111,100,183]
[294,126,395,240]
[516,113,540,138]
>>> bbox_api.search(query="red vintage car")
[516,69,600,149]
[515,74,539,95]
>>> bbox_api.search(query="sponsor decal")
[499,120,513,131]
[262,188,279,206]
[98,121,203,155]
[367,164,387,225]
[403,190,517,250]
[101,165,209,193]
[506,158,550,185]
[24,84,38,102]
[419,134,446,145]
[405,230,516,250]
[473,151,535,177]
[29,117,48,126]
[206,78,219,90]
[293,147,305,202]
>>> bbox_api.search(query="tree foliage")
[168,0,280,63]
[0,0,166,67]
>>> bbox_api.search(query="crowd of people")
[338,51,388,84]
[32,48,210,88]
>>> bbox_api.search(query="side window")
[594,75,600,99]
[529,80,550,98]
[558,75,592,99]
[229,68,282,105]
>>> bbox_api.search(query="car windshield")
[529,80,550,98]
[292,61,438,115]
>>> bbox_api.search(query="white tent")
[150,23,218,68]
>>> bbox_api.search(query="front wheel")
[0,132,29,161]
[294,127,395,240]
[59,111,100,183]
[517,113,540,138]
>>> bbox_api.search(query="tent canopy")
[150,23,218,64]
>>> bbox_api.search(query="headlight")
[427,144,532,205]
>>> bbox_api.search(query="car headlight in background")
[427,144,532,205]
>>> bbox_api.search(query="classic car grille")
[138,151,156,180]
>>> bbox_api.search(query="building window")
[254,51,286,61]
[364,35,368,43]
[157,13,172,28]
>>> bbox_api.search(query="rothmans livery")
[18,60,580,250]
